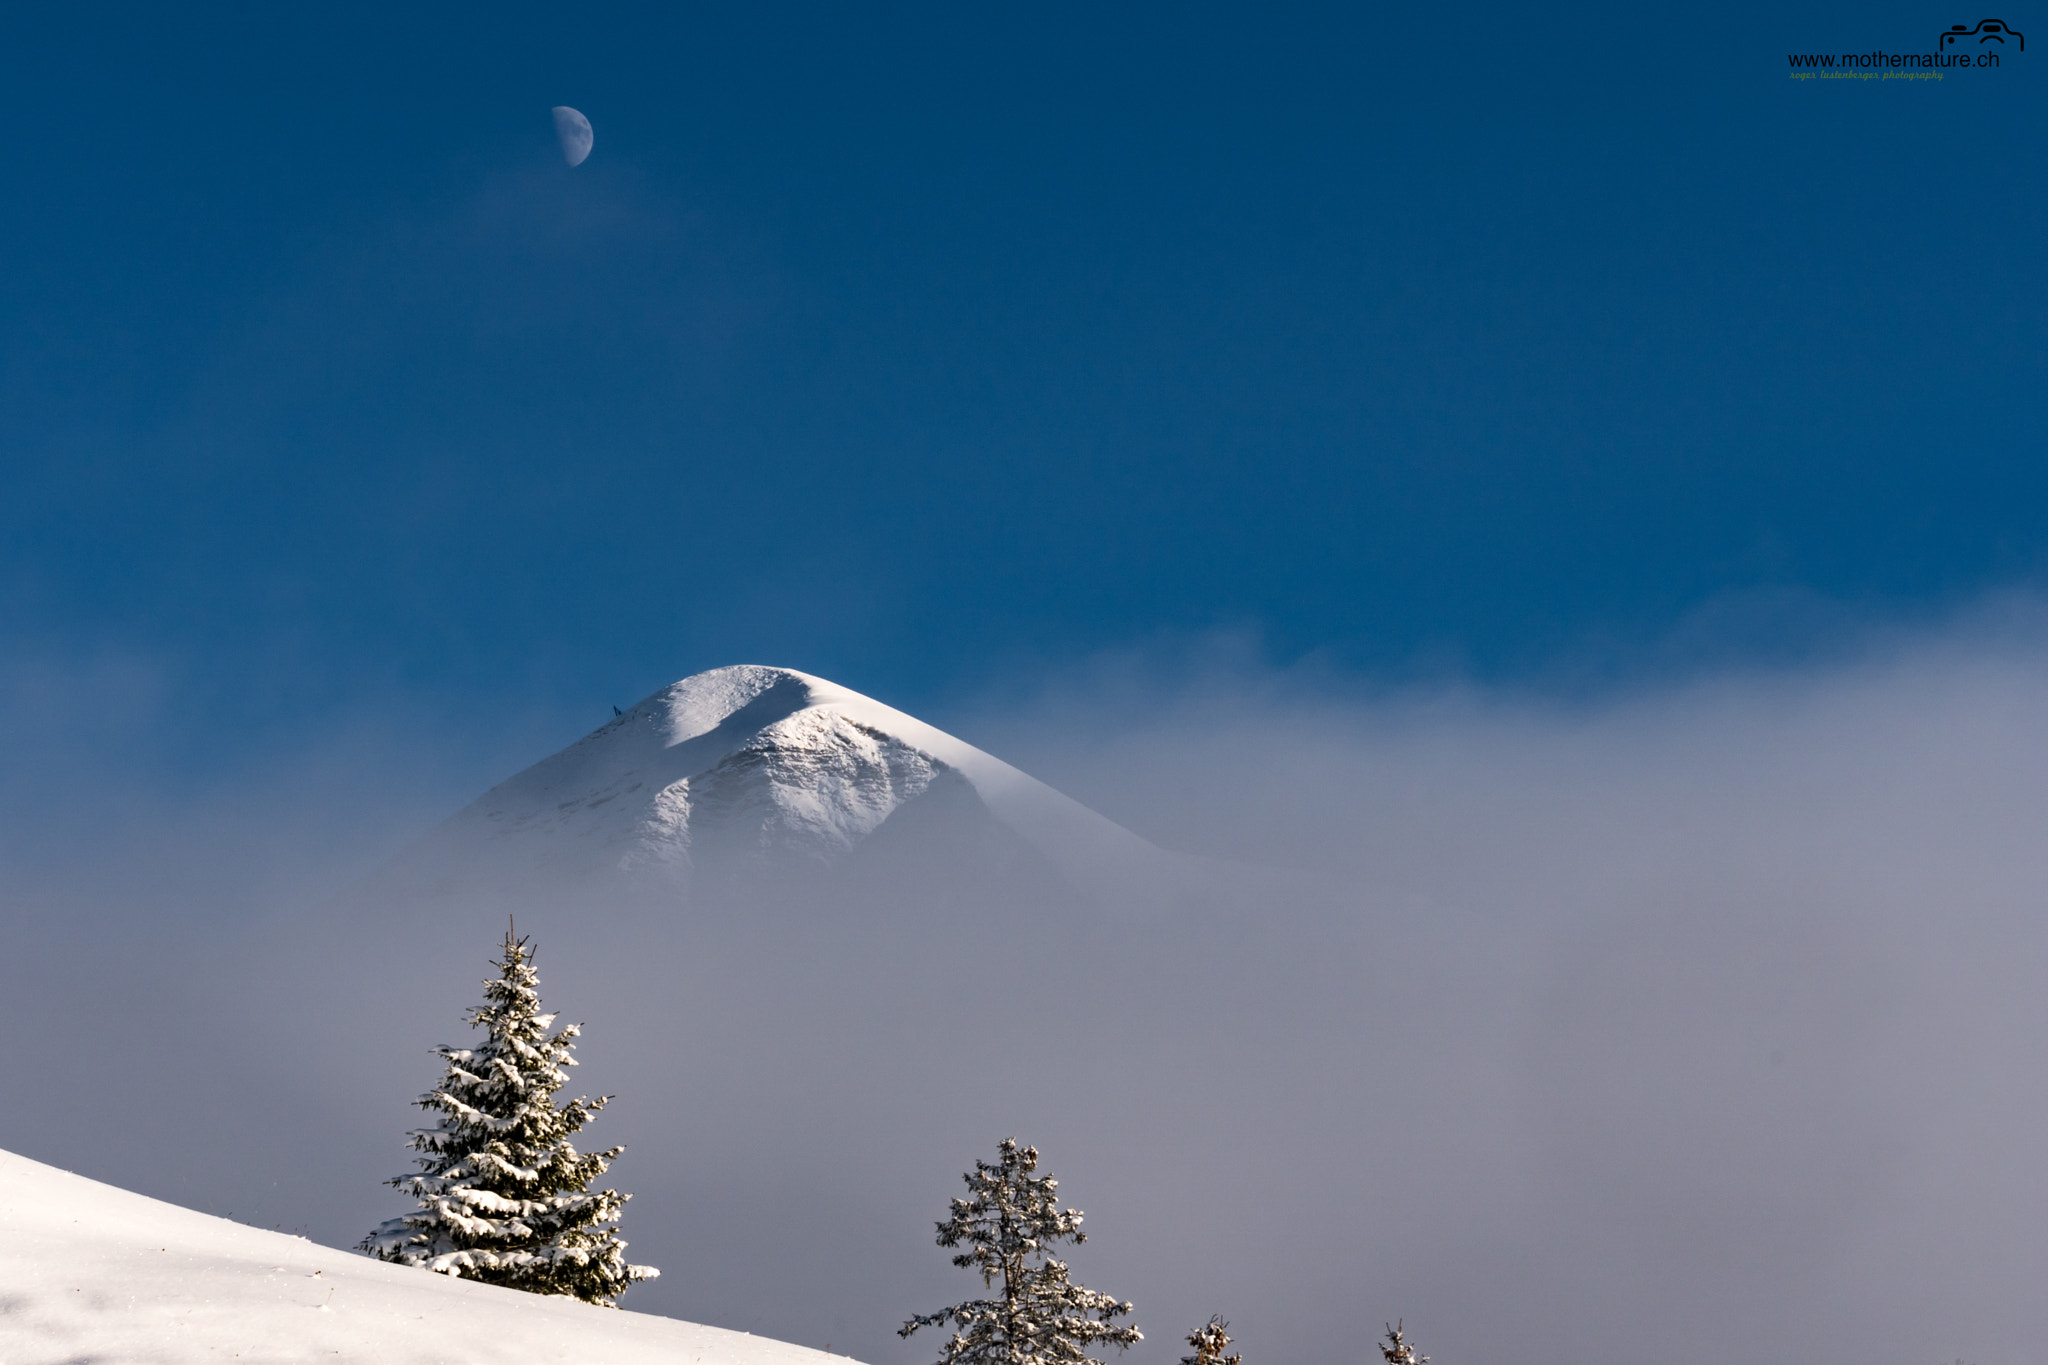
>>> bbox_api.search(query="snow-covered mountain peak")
[415,665,1172,903]
[634,663,816,747]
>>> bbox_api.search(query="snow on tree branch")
[1180,1317,1240,1365]
[1379,1321,1427,1365]
[358,928,657,1306]
[902,1138,1141,1365]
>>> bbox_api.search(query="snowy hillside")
[0,1147,854,1365]
[404,665,1178,903]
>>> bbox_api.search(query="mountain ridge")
[398,665,1179,906]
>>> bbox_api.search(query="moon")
[552,106,593,167]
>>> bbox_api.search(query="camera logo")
[1940,19,2024,51]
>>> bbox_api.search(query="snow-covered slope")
[408,665,1177,903]
[0,1146,853,1365]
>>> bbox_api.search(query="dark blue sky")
[3,1,2041,759]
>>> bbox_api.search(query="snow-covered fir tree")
[1379,1321,1427,1365]
[1180,1317,1241,1365]
[359,928,657,1305]
[901,1138,1141,1365]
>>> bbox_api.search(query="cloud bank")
[5,614,2047,1365]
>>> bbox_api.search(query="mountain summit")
[408,666,1172,904]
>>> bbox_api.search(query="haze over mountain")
[9,644,2048,1365]
[394,665,1187,909]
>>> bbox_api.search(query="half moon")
[552,106,594,167]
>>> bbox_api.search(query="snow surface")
[412,666,1179,903]
[0,1146,858,1365]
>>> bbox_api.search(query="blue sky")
[3,0,2041,758]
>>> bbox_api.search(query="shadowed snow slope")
[0,1147,854,1365]
[400,665,1178,905]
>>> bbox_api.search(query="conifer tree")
[1378,1321,1427,1365]
[1180,1317,1241,1365]
[902,1138,1141,1365]
[359,927,657,1305]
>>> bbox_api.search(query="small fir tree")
[1379,1321,1427,1365]
[901,1138,1142,1365]
[1180,1317,1241,1365]
[359,928,657,1305]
